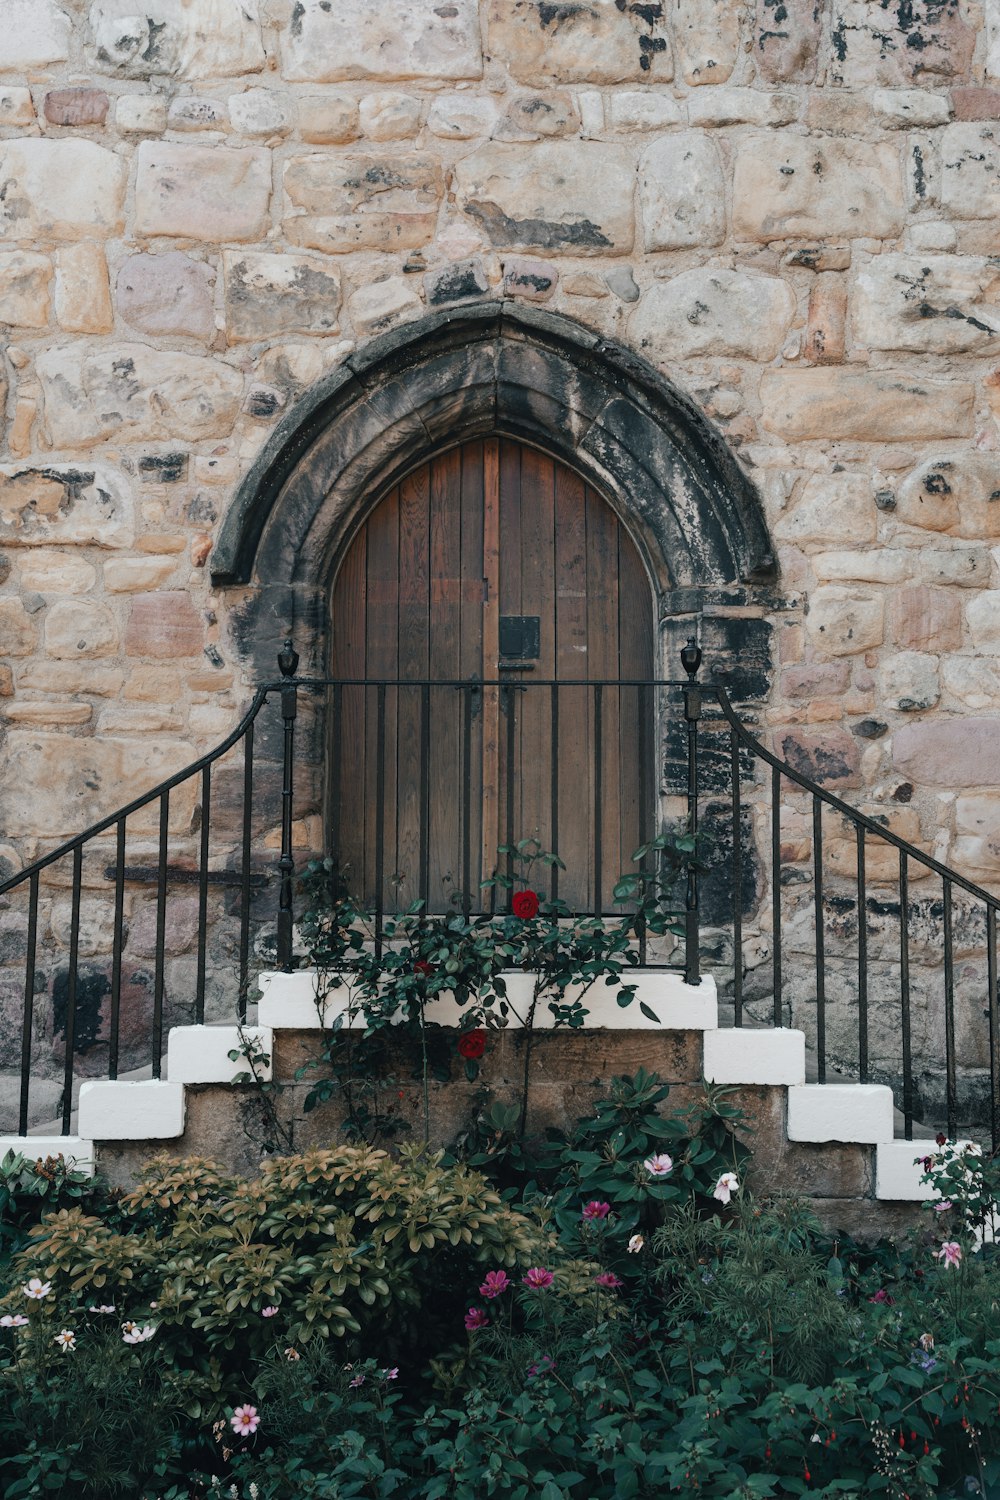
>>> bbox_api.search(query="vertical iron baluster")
[18,872,38,1136]
[277,651,299,973]
[330,682,342,871]
[771,764,782,1026]
[419,683,430,908]
[988,903,999,1153]
[730,727,743,1025]
[943,877,957,1139]
[681,642,702,988]
[238,719,254,1022]
[637,682,649,967]
[900,851,912,1140]
[375,684,386,955]
[195,768,210,1026]
[62,847,83,1135]
[594,683,603,920]
[550,682,560,907]
[462,684,472,921]
[505,683,516,910]
[813,796,825,1083]
[856,824,868,1085]
[153,791,169,1077]
[110,818,126,1079]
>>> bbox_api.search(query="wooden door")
[330,438,654,913]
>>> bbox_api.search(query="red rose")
[414,960,434,977]
[512,890,540,920]
[457,1030,486,1060]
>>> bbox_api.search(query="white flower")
[0,1314,29,1328]
[22,1278,51,1300]
[122,1323,156,1344]
[627,1233,644,1253]
[713,1172,739,1206]
[87,1304,116,1315]
[54,1329,76,1352]
[643,1153,674,1178]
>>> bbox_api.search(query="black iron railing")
[1,639,999,1148]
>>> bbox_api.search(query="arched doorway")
[329,437,655,913]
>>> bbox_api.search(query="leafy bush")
[0,1151,99,1270]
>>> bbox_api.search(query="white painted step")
[787,1084,895,1145]
[704,1027,806,1086]
[167,1025,273,1083]
[78,1081,186,1141]
[876,1137,979,1201]
[0,1135,95,1175]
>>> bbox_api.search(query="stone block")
[889,585,962,652]
[347,276,422,336]
[703,1027,805,1085]
[103,556,176,592]
[942,656,1000,710]
[282,0,482,82]
[754,0,822,83]
[424,258,490,307]
[787,1084,895,1144]
[952,86,1000,120]
[893,719,1000,786]
[775,727,862,787]
[941,123,1000,219]
[116,252,216,340]
[0,139,126,242]
[875,1139,943,1200]
[37,345,243,449]
[43,599,118,659]
[125,591,203,658]
[733,135,904,242]
[455,142,633,255]
[907,220,957,250]
[297,95,359,144]
[639,133,725,251]
[955,793,1000,874]
[284,151,442,252]
[135,141,272,243]
[43,89,110,128]
[0,253,51,330]
[760,369,974,441]
[607,91,682,130]
[830,0,975,87]
[628,269,793,361]
[167,1025,273,1084]
[674,0,740,84]
[78,1081,185,1141]
[486,0,671,85]
[167,96,227,132]
[813,550,911,585]
[686,87,798,126]
[427,95,497,138]
[500,91,579,139]
[359,93,422,140]
[502,257,557,300]
[0,88,34,127]
[804,273,846,364]
[0,1137,94,1174]
[775,473,876,547]
[804,587,884,657]
[229,88,291,137]
[55,244,114,334]
[854,253,1000,355]
[0,464,134,549]
[604,266,639,302]
[18,552,97,594]
[785,245,852,272]
[224,251,341,340]
[2,0,71,70]
[115,95,167,133]
[782,662,850,699]
[871,88,951,128]
[89,0,265,79]
[967,590,1000,649]
[0,599,36,657]
[0,732,198,836]
[880,651,940,712]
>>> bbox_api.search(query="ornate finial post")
[681,638,702,987]
[276,640,300,971]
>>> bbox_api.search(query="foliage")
[0,1151,100,1270]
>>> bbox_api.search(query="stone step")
[0,1135,96,1176]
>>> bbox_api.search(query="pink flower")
[713,1172,739,1206]
[230,1405,260,1437]
[464,1307,489,1331]
[643,1154,673,1178]
[122,1323,156,1344]
[0,1314,28,1328]
[936,1241,963,1269]
[261,1305,279,1317]
[479,1270,511,1299]
[581,1201,611,1221]
[868,1288,893,1305]
[382,1367,399,1380]
[349,1373,365,1388]
[522,1267,554,1290]
[933,1201,953,1213]
[594,1271,623,1290]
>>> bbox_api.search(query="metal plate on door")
[499,615,540,660]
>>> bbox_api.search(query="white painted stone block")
[256,969,717,1031]
[167,1026,273,1084]
[875,1139,941,1200]
[0,1136,95,1175]
[703,1027,805,1086]
[787,1084,895,1144]
[78,1081,185,1141]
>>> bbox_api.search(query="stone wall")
[3,0,1000,1119]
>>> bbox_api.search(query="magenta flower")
[261,1305,279,1317]
[527,1354,557,1379]
[594,1271,623,1290]
[868,1288,893,1305]
[937,1241,963,1269]
[382,1367,399,1380]
[464,1307,489,1331]
[230,1405,260,1437]
[479,1270,511,1300]
[522,1267,554,1290]
[581,1201,611,1221]
[349,1373,366,1388]
[933,1201,953,1213]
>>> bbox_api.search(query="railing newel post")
[277,639,300,973]
[680,638,702,988]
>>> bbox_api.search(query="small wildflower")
[594,1271,623,1290]
[581,1200,611,1221]
[0,1315,28,1328]
[627,1233,644,1254]
[349,1373,365,1388]
[643,1154,673,1178]
[868,1288,893,1305]
[22,1279,51,1300]
[261,1305,279,1317]
[284,1347,300,1361]
[919,1333,935,1352]
[937,1241,962,1269]
[713,1172,739,1206]
[522,1267,554,1290]
[230,1405,260,1437]
[87,1305,115,1315]
[54,1329,76,1352]
[464,1307,489,1331]
[526,1354,557,1380]
[934,1201,953,1213]
[479,1270,511,1299]
[122,1323,156,1344]
[382,1367,399,1380]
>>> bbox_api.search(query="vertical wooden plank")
[518,446,555,867]
[364,489,400,909]
[396,464,430,910]
[617,526,655,897]
[331,526,368,896]
[553,463,590,909]
[460,441,485,909]
[586,485,622,912]
[481,438,501,894]
[429,448,463,909]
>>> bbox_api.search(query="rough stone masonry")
[4,0,1000,1120]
